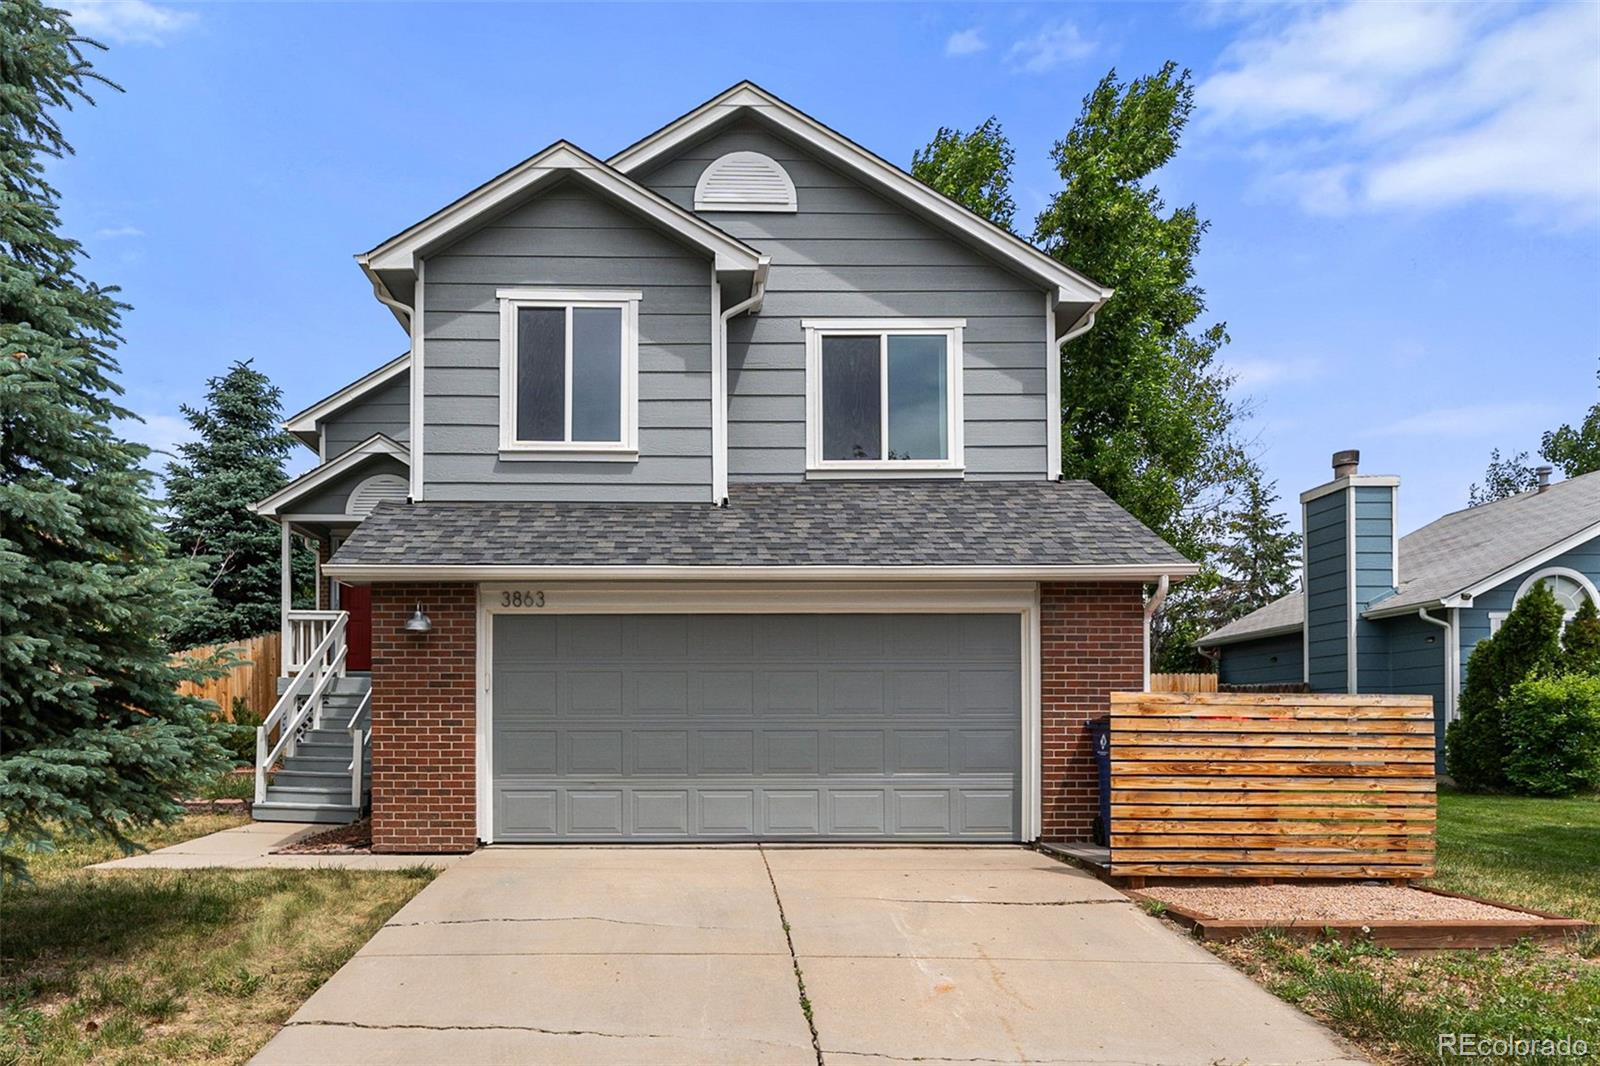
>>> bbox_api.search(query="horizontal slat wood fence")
[1108,692,1436,880]
[1149,672,1218,693]
[174,632,281,721]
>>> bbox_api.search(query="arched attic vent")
[694,151,797,213]
[346,474,408,518]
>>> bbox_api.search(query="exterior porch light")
[403,605,432,633]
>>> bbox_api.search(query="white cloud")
[1369,402,1557,439]
[1199,2,1600,226]
[945,28,987,57]
[1006,20,1094,74]
[1228,355,1325,391]
[94,225,144,239]
[66,1,196,46]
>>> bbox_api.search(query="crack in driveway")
[760,844,825,1066]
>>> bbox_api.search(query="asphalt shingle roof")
[327,480,1192,571]
[1199,469,1600,646]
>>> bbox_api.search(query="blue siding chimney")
[1300,450,1398,692]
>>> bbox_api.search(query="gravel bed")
[275,819,372,854]
[1141,883,1536,923]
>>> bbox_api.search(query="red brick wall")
[369,583,478,853]
[1040,581,1146,841]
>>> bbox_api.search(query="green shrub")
[1447,581,1564,790]
[1504,673,1600,796]
[1564,596,1600,675]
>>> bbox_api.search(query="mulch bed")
[1131,881,1590,948]
[178,798,250,815]
[273,819,372,854]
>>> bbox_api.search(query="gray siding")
[421,180,713,502]
[294,455,410,516]
[1216,633,1303,687]
[635,120,1051,481]
[1304,490,1349,692]
[324,372,410,459]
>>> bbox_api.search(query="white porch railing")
[285,610,344,674]
[256,611,348,805]
[347,686,372,806]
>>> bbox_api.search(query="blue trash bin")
[1084,717,1111,847]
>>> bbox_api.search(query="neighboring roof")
[1199,469,1600,646]
[324,481,1196,580]
[607,81,1112,325]
[358,141,765,275]
[284,352,410,449]
[251,434,410,518]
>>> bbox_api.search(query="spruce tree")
[0,1,227,877]
[165,361,312,648]
[1563,596,1600,676]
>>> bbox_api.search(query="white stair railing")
[256,611,349,804]
[285,610,345,674]
[346,686,372,808]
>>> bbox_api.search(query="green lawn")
[0,816,436,1065]
[1205,792,1600,1066]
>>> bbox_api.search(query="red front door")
[338,583,372,671]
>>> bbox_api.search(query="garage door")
[489,613,1021,841]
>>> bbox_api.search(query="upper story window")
[802,318,964,478]
[1489,566,1598,635]
[497,288,640,460]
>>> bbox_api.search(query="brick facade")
[369,583,478,853]
[361,579,1144,850]
[1039,581,1146,841]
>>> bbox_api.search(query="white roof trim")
[358,141,764,274]
[1444,518,1600,606]
[1299,475,1401,505]
[285,352,410,437]
[323,562,1200,583]
[251,434,410,518]
[1195,619,1304,647]
[607,82,1112,307]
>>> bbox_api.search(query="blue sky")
[59,0,1600,533]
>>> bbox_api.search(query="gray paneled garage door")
[490,613,1021,841]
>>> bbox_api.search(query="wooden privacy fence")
[1107,692,1436,880]
[174,632,281,721]
[1149,672,1219,693]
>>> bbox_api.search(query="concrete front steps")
[253,674,371,825]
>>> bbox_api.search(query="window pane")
[822,335,882,460]
[887,335,948,460]
[1540,574,1586,613]
[516,307,565,441]
[571,307,622,442]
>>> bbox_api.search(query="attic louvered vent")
[346,473,408,517]
[694,151,797,212]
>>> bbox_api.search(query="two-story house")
[250,82,1196,851]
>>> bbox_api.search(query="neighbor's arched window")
[1490,566,1599,634]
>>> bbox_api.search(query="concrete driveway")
[252,846,1363,1065]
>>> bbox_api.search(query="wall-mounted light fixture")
[404,605,433,633]
[1425,635,1437,644]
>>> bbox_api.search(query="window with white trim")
[497,289,640,459]
[803,319,964,476]
[1492,566,1599,635]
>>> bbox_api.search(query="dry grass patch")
[0,816,436,1065]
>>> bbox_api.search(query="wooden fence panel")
[174,632,281,721]
[1149,673,1218,693]
[1108,692,1436,880]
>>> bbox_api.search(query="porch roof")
[323,481,1195,581]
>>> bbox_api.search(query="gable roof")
[324,480,1197,580]
[607,82,1112,326]
[251,434,410,518]
[283,352,409,449]
[357,140,765,276]
[1199,469,1600,646]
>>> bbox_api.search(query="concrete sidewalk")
[89,822,462,872]
[250,845,1364,1065]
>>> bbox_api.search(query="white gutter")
[323,562,1203,583]
[1417,607,1458,726]
[1141,574,1170,691]
[1057,306,1099,347]
[1048,302,1102,481]
[712,257,771,505]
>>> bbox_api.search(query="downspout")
[1417,606,1457,727]
[713,256,771,506]
[367,275,413,328]
[1142,574,1170,691]
[365,273,421,500]
[1050,302,1102,481]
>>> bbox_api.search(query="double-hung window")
[803,318,964,476]
[497,288,640,460]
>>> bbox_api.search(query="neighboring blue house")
[1198,452,1600,762]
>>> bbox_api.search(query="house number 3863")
[501,590,545,608]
